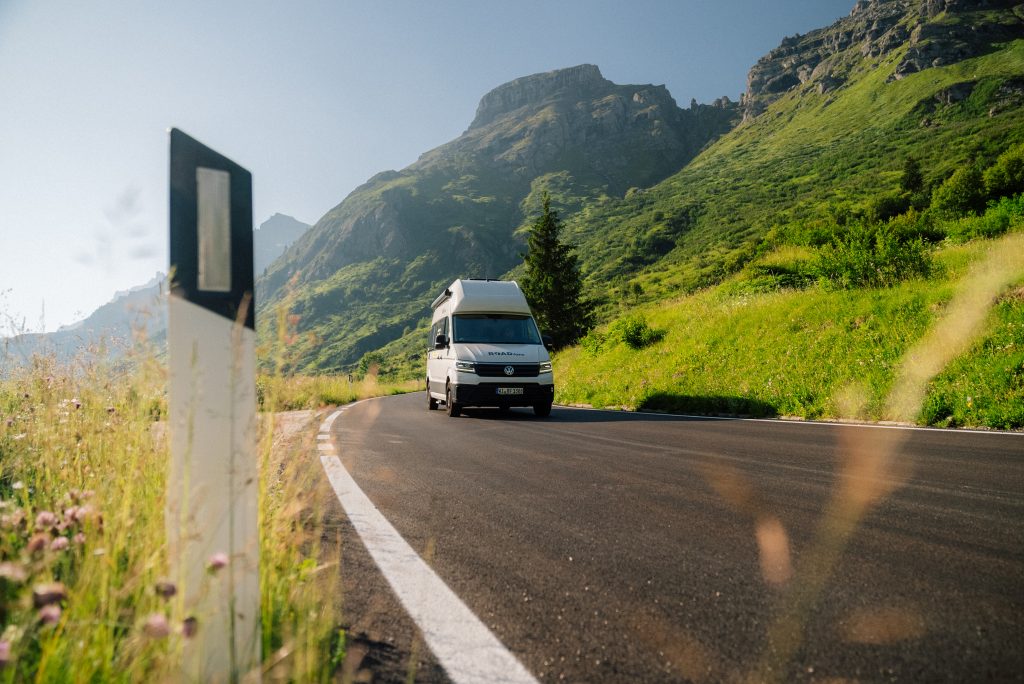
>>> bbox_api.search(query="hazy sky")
[0,0,853,334]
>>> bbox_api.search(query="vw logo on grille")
[503,365,515,376]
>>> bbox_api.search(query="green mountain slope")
[256,65,738,371]
[564,0,1024,304]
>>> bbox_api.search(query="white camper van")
[426,279,554,417]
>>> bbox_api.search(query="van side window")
[429,317,450,348]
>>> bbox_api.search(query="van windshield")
[453,314,542,345]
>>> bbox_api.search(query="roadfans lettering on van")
[426,279,554,417]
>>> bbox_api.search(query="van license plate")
[496,387,523,395]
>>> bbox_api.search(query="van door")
[426,316,449,392]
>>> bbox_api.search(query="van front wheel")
[446,385,461,417]
[533,402,552,418]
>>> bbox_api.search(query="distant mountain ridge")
[2,214,310,368]
[257,64,739,371]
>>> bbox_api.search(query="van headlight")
[539,361,552,373]
[455,360,476,373]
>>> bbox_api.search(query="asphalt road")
[326,393,1023,683]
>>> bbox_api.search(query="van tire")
[446,385,461,417]
[427,380,438,410]
[533,402,552,417]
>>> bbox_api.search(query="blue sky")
[0,0,853,333]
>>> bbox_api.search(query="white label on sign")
[196,167,231,292]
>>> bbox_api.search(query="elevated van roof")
[431,279,532,315]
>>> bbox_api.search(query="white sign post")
[167,128,260,682]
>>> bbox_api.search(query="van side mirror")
[542,335,554,348]
[434,334,448,349]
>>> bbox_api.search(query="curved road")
[324,393,1023,683]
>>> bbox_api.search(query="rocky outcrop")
[470,64,609,129]
[741,0,1024,120]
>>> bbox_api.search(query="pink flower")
[26,534,50,554]
[143,613,170,638]
[50,537,69,552]
[73,533,86,545]
[0,562,27,583]
[207,552,229,573]
[32,582,67,608]
[154,580,177,600]
[0,639,10,667]
[35,511,57,530]
[38,604,61,625]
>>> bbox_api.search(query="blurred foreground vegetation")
[0,348,413,681]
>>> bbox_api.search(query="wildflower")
[154,580,177,600]
[73,505,96,524]
[32,582,67,608]
[0,562,27,583]
[73,533,86,545]
[207,552,229,573]
[50,537,69,552]
[35,511,57,530]
[0,639,9,667]
[181,616,198,639]
[38,605,61,626]
[143,613,170,638]
[1,509,25,530]
[26,534,50,554]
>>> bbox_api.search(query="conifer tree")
[520,194,594,348]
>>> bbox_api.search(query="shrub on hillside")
[945,194,1024,242]
[931,163,987,217]
[813,222,932,288]
[865,191,911,224]
[983,143,1024,199]
[581,314,665,354]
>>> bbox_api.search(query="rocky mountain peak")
[741,0,1023,121]
[470,64,610,129]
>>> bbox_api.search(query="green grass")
[555,233,1024,429]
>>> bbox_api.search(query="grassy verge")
[555,234,1024,429]
[0,350,415,680]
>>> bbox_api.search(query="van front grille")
[475,363,540,378]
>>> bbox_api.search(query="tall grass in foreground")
[0,341,415,681]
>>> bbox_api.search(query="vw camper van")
[426,279,554,417]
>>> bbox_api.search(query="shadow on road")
[457,402,769,423]
[638,392,778,418]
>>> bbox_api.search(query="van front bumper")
[452,382,554,407]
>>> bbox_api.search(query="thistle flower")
[50,537,69,552]
[26,534,50,554]
[143,613,170,638]
[0,562,27,583]
[207,552,229,573]
[38,604,61,626]
[32,582,67,608]
[154,580,177,600]
[35,511,57,530]
[181,616,198,639]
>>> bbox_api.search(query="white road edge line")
[558,404,1024,436]
[318,405,539,684]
